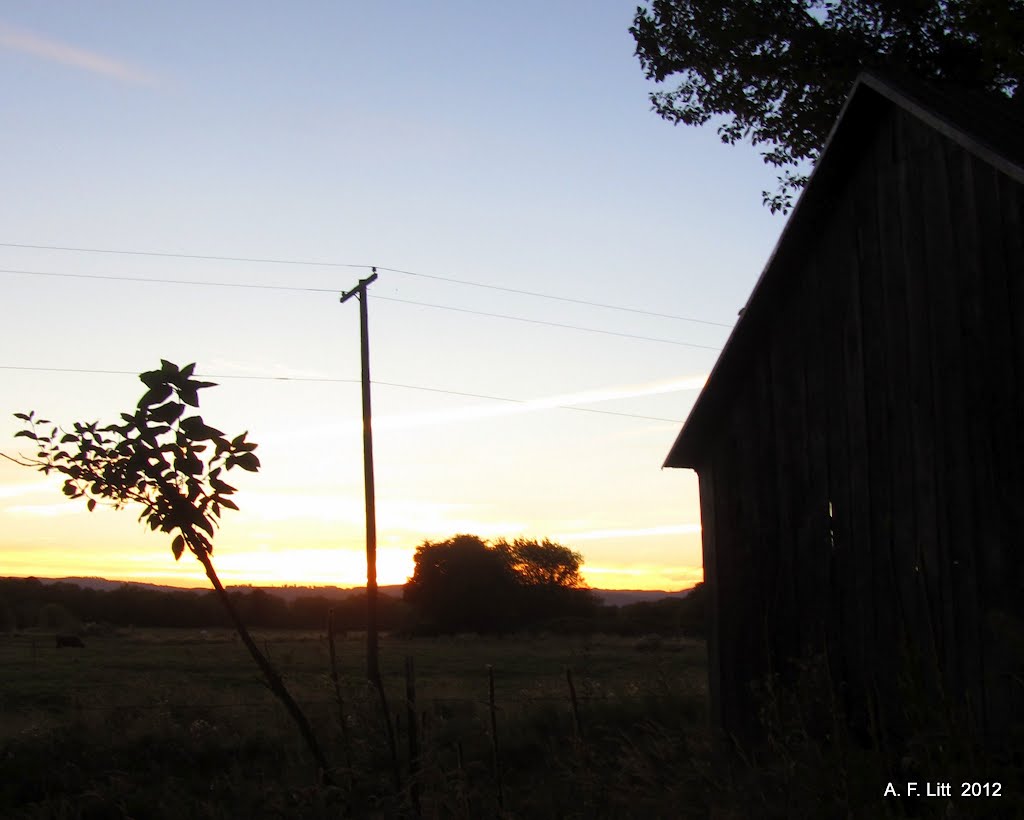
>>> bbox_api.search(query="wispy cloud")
[375,374,708,431]
[6,502,83,517]
[554,523,701,542]
[582,562,704,590]
[0,480,56,500]
[0,21,158,87]
[259,373,708,444]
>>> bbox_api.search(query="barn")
[664,71,1024,743]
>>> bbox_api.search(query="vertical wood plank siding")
[698,103,1024,740]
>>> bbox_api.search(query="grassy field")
[1,629,711,818]
[5,629,1019,818]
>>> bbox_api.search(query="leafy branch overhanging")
[7,359,333,784]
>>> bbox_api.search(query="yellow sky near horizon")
[1,374,707,592]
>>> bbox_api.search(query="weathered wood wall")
[698,103,1024,741]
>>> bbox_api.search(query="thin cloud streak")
[0,480,56,500]
[375,374,709,431]
[7,502,84,517]
[259,373,708,444]
[556,523,702,542]
[0,22,158,87]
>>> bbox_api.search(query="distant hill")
[593,588,692,606]
[29,577,693,606]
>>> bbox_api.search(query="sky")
[0,2,784,591]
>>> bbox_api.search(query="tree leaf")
[171,534,185,560]
[193,511,214,536]
[139,369,164,388]
[13,412,30,421]
[87,498,97,512]
[149,401,184,424]
[14,430,37,440]
[139,384,173,408]
[232,452,260,472]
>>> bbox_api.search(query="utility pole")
[340,269,380,682]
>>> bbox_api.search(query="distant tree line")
[0,577,409,633]
[0,536,708,638]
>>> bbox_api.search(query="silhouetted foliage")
[8,360,332,782]
[404,535,520,634]
[631,0,1024,211]
[404,535,597,634]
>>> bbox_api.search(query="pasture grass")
[1,629,708,818]
[5,630,1017,817]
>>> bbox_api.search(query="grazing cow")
[55,634,84,648]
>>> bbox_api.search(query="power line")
[373,265,732,327]
[0,268,725,351]
[0,365,686,423]
[0,241,367,270]
[0,241,734,327]
[0,267,336,293]
[373,295,723,351]
[0,365,358,383]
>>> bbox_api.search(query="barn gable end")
[666,72,1024,741]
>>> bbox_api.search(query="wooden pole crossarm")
[339,269,379,304]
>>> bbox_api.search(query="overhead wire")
[0,365,686,424]
[0,241,734,327]
[0,267,725,351]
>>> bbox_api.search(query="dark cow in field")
[55,634,84,648]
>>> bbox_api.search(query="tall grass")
[5,629,1018,817]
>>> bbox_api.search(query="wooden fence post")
[405,656,421,817]
[487,664,504,811]
[566,667,583,740]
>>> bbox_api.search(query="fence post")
[487,664,504,811]
[405,657,421,816]
[566,666,583,740]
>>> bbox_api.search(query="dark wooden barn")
[664,72,1024,743]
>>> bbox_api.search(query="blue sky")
[0,2,784,590]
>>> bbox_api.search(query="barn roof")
[663,71,1024,470]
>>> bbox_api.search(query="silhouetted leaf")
[194,510,214,536]
[180,363,196,378]
[149,401,184,424]
[210,476,236,494]
[179,416,224,440]
[139,384,173,408]
[180,389,200,408]
[14,431,37,440]
[218,497,239,511]
[13,412,30,421]
[87,499,96,512]
[239,452,260,472]
[171,534,185,560]
[60,434,77,443]
[140,369,164,389]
